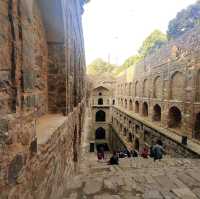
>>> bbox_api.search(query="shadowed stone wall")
[0,0,86,198]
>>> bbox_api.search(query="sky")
[82,0,197,65]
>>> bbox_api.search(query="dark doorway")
[135,139,139,151]
[128,133,133,142]
[142,102,148,117]
[194,112,200,140]
[135,101,139,113]
[168,106,182,128]
[112,99,115,105]
[73,126,78,162]
[96,110,106,122]
[135,125,140,134]
[95,127,106,139]
[98,98,103,105]
[153,104,161,121]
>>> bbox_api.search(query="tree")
[115,55,142,75]
[87,58,117,75]
[138,30,167,57]
[167,1,200,39]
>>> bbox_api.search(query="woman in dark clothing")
[109,151,119,165]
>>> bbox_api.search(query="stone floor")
[63,108,200,199]
[62,152,200,199]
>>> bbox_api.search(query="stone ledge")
[36,114,67,145]
[113,106,200,156]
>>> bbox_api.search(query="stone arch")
[96,110,106,122]
[128,133,133,142]
[194,112,200,140]
[135,101,139,113]
[95,127,106,139]
[98,98,103,105]
[143,79,148,97]
[135,138,140,151]
[168,106,182,128]
[129,99,133,111]
[120,124,123,132]
[112,99,115,105]
[153,76,162,98]
[196,70,200,102]
[125,99,128,109]
[153,104,161,121]
[170,71,184,101]
[135,81,140,97]
[142,102,148,117]
[73,125,78,162]
[123,128,128,136]
[128,83,132,96]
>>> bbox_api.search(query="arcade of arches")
[89,26,200,161]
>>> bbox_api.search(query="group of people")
[143,139,165,161]
[106,139,165,165]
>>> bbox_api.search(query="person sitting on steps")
[108,151,119,165]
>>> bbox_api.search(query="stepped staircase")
[62,153,200,199]
[62,108,200,199]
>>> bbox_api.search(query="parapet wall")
[1,105,83,199]
[0,0,86,198]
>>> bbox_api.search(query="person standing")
[152,140,165,161]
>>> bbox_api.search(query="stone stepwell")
[62,153,200,199]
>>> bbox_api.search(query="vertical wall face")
[0,0,86,198]
[0,0,48,117]
[0,0,48,148]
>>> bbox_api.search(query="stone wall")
[0,0,86,198]
[109,127,126,152]
[111,106,200,158]
[115,27,200,142]
[0,106,83,199]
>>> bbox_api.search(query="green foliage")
[87,58,117,75]
[138,30,167,57]
[167,1,200,39]
[115,55,142,75]
[87,30,167,76]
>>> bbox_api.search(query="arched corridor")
[153,104,161,121]
[129,99,133,111]
[194,113,200,140]
[142,102,148,117]
[135,101,139,113]
[135,139,140,151]
[96,110,106,122]
[168,106,182,128]
[125,99,128,109]
[98,98,103,105]
[95,127,106,139]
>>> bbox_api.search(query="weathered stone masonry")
[110,27,200,157]
[0,0,86,199]
[88,28,200,158]
[114,27,200,142]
